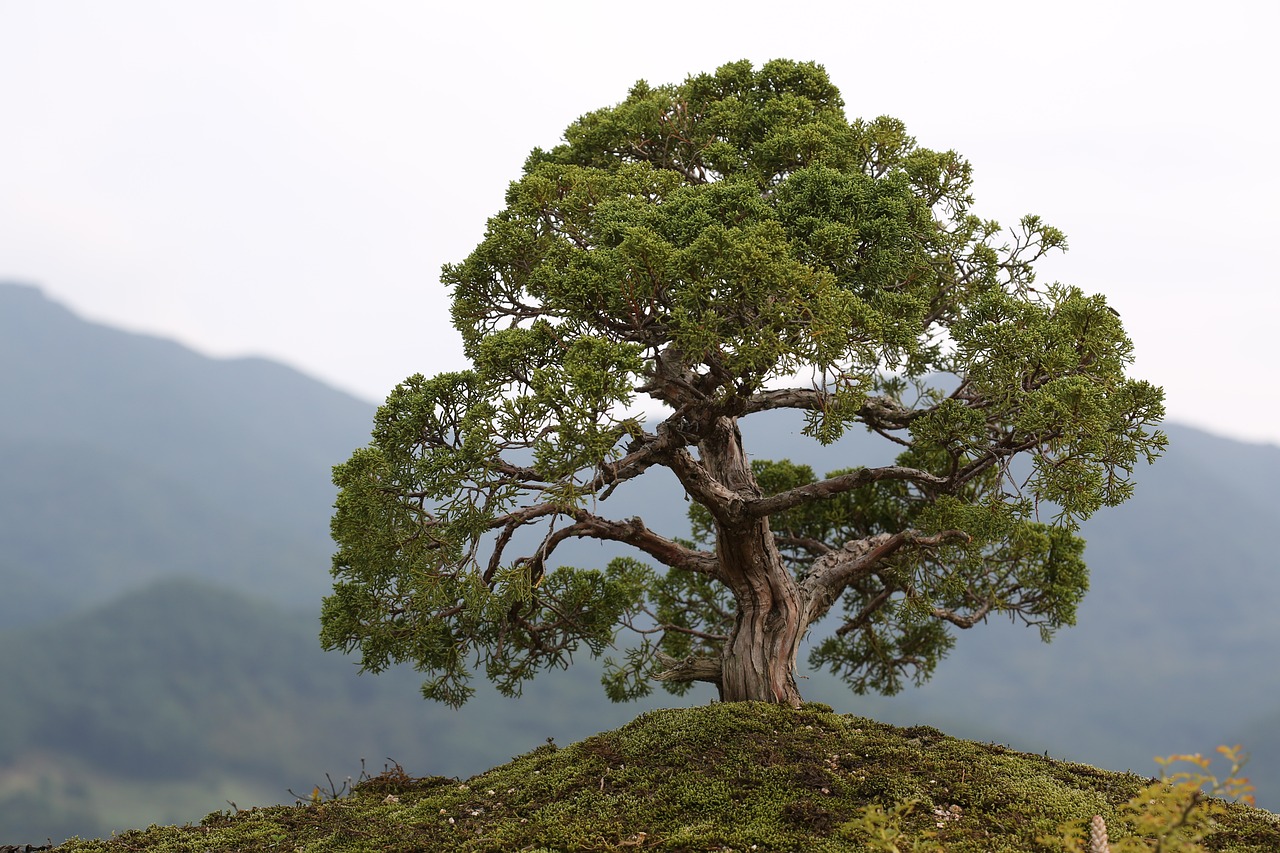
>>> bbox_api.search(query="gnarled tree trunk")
[717,522,806,706]
[699,414,807,707]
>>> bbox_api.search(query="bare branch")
[835,586,895,637]
[932,601,994,629]
[801,529,971,625]
[528,509,720,579]
[492,459,550,484]
[488,501,563,534]
[950,429,1062,491]
[586,425,681,496]
[619,609,729,644]
[749,466,950,519]
[484,520,522,584]
[773,534,835,557]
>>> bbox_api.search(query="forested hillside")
[0,577,670,841]
[0,282,371,612]
[1,282,1276,844]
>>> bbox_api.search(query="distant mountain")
[0,575,706,843]
[867,421,1280,771]
[0,282,374,614]
[0,284,697,841]
[0,577,429,839]
[2,281,1277,844]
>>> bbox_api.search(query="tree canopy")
[320,59,1165,708]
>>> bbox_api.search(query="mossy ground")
[54,703,1280,852]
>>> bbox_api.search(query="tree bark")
[717,524,806,707]
[698,414,806,707]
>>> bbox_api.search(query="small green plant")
[1041,745,1256,853]
[839,800,944,852]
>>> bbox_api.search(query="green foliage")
[840,799,944,851]
[323,59,1165,706]
[1042,746,1259,853]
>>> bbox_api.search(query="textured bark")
[718,528,806,707]
[698,414,806,707]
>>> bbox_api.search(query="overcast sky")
[2,1,1277,445]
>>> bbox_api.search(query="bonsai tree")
[321,59,1165,708]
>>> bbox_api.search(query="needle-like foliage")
[321,60,1165,707]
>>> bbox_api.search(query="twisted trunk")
[717,521,806,706]
[699,414,806,707]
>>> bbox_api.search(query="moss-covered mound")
[56,703,1280,852]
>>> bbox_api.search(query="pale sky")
[2,1,1277,444]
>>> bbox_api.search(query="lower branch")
[653,653,723,689]
[801,529,970,624]
[520,509,720,583]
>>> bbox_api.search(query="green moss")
[55,703,1280,852]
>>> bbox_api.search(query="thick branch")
[653,653,723,687]
[487,501,562,535]
[477,426,716,583]
[749,466,950,519]
[489,413,692,503]
[801,529,971,625]
[584,422,692,497]
[530,509,720,579]
[774,534,834,557]
[664,443,743,520]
